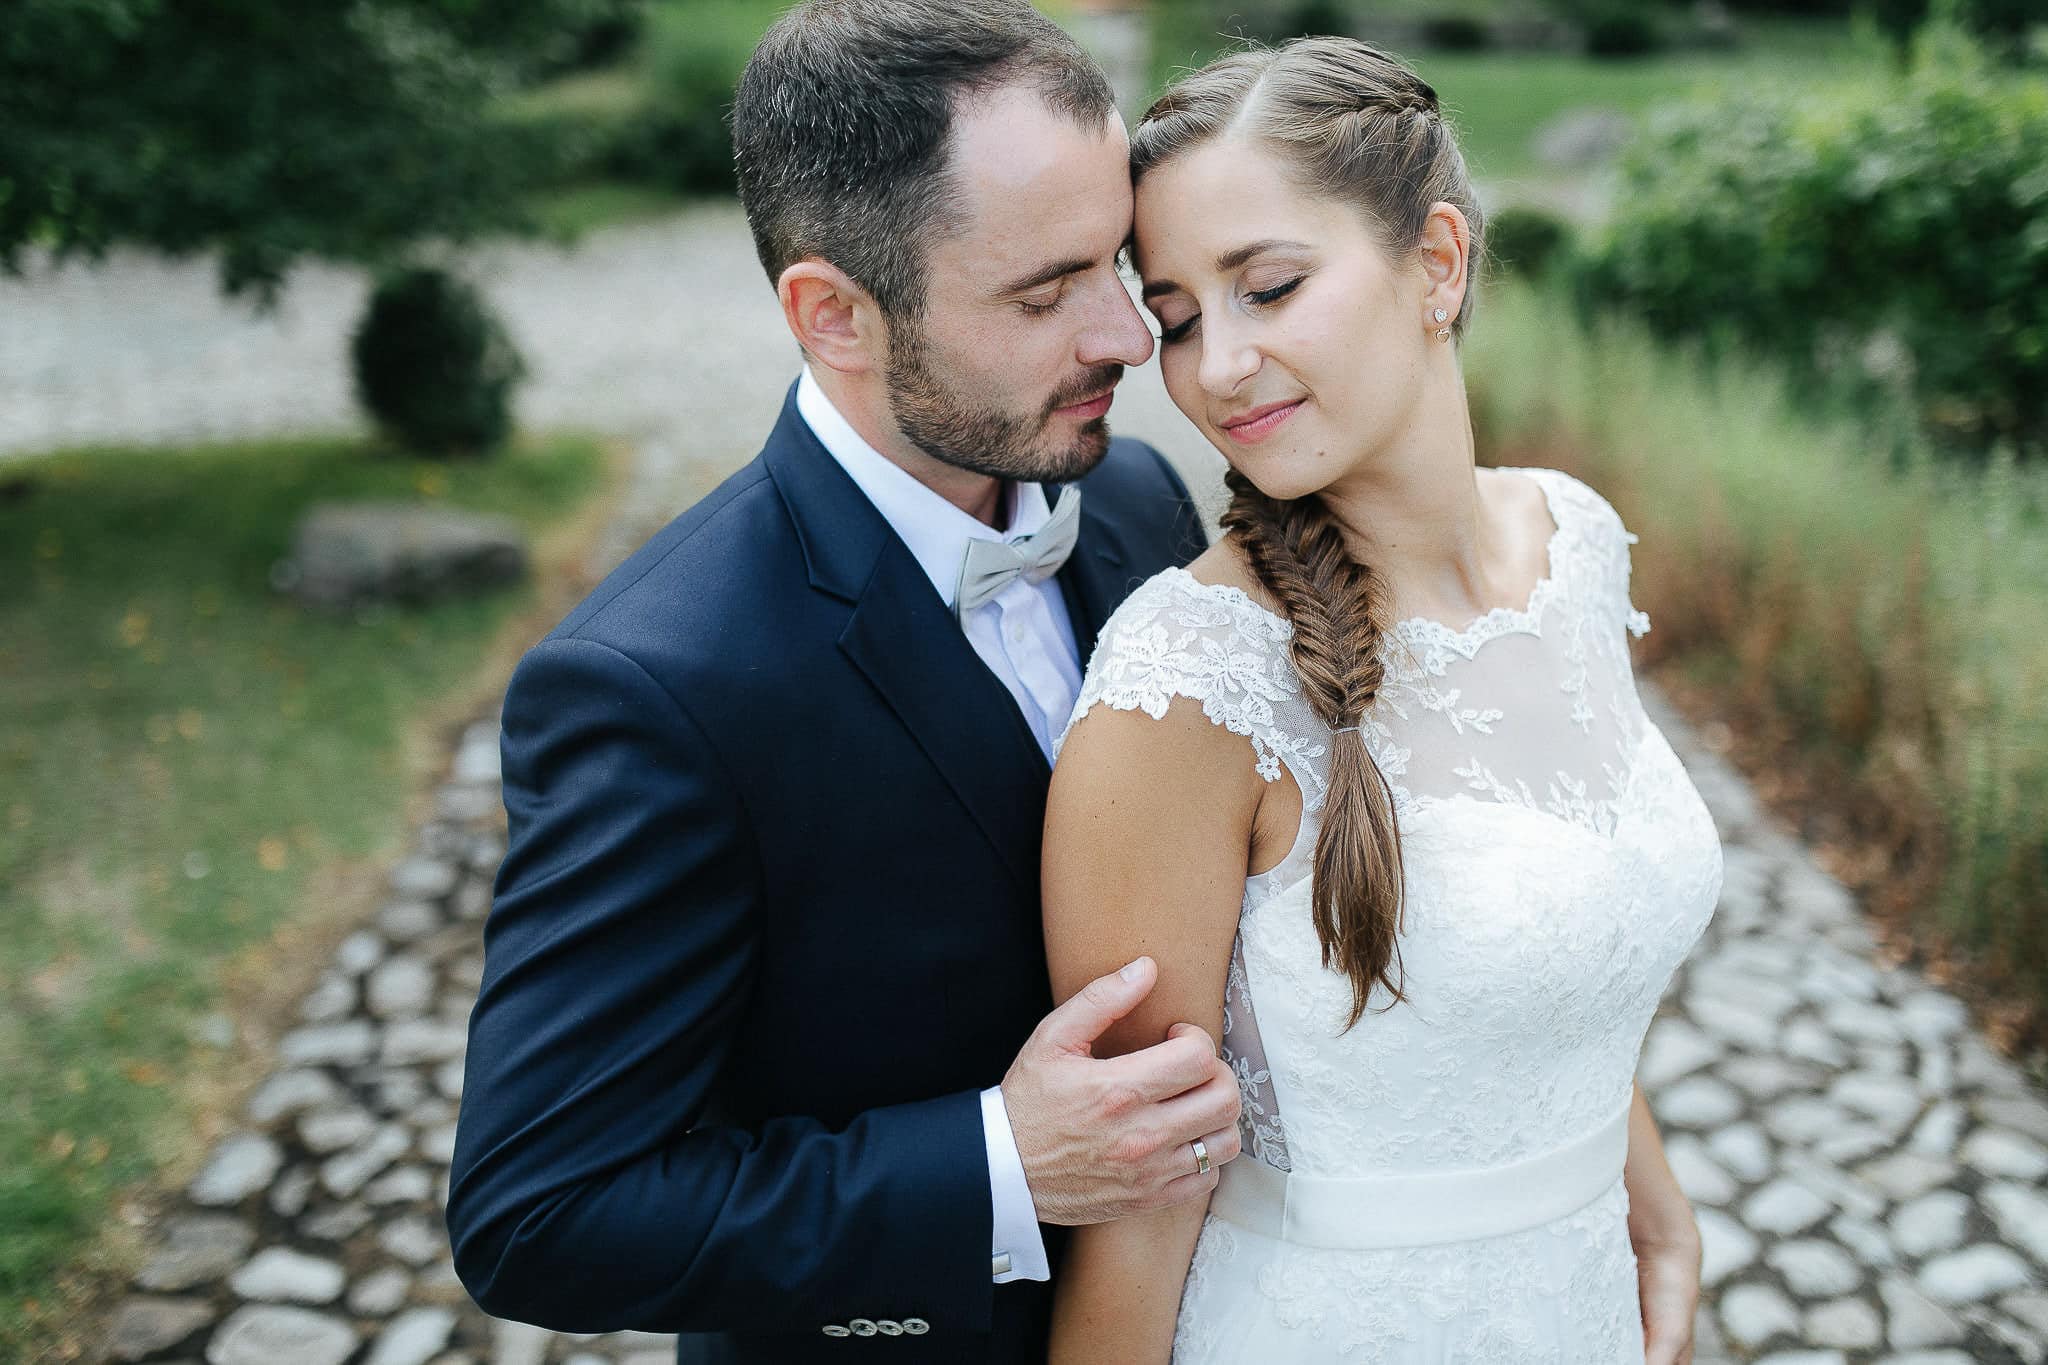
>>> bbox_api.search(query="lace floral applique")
[1060,569,1331,812]
[1414,685,1503,736]
[1223,935,1291,1172]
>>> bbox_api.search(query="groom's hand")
[1002,956,1241,1226]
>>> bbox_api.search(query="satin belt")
[1207,1103,1632,1250]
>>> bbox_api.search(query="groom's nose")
[1075,270,1156,371]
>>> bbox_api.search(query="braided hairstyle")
[1131,37,1487,1027]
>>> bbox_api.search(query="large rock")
[1530,108,1634,170]
[283,501,527,609]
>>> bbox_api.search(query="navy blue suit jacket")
[447,385,1206,1362]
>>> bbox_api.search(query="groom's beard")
[886,319,1121,485]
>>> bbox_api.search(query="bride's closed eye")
[1154,276,1308,345]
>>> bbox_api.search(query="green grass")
[1465,279,2048,1019]
[527,181,692,239]
[0,434,608,1355]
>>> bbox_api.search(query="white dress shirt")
[796,368,1062,1284]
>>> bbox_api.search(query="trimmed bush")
[1582,9,1664,57]
[530,0,649,78]
[1421,17,1493,51]
[1570,26,2048,457]
[1485,206,1574,279]
[1282,0,1353,40]
[351,267,528,457]
[634,42,742,195]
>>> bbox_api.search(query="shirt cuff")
[980,1084,1051,1283]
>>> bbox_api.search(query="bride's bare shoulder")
[1182,536,1286,617]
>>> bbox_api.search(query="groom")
[446,2,1236,1360]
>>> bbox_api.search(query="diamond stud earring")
[1432,308,1449,323]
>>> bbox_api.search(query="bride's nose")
[1197,313,1261,399]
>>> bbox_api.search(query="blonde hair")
[1132,37,1488,1026]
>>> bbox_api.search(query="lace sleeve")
[1054,569,1330,811]
[1609,496,1652,640]
[1543,469,1651,641]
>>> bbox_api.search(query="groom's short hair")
[732,0,1116,323]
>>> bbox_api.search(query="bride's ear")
[778,260,883,376]
[1416,202,1470,326]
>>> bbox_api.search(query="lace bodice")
[1055,467,1725,1183]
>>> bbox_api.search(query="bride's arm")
[1042,696,1274,1365]
[1625,1080,1702,1365]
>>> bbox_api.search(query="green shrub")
[1280,0,1353,40]
[1582,9,1665,57]
[351,267,528,457]
[1871,0,2042,56]
[529,0,650,78]
[1570,26,2048,457]
[1485,206,1574,279]
[498,1,763,201]
[1420,17,1493,51]
[633,44,741,194]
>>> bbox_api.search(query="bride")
[1041,36,1725,1365]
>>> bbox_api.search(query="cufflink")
[991,1251,1012,1277]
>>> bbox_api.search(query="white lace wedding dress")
[1055,468,1725,1363]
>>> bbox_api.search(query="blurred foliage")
[499,0,762,208]
[1420,17,1494,51]
[530,0,649,80]
[1580,8,1668,57]
[1570,24,2048,458]
[0,0,629,301]
[351,266,527,457]
[1485,205,1575,279]
[1870,0,2043,57]
[1469,278,2048,1031]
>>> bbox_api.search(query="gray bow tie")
[953,487,1082,624]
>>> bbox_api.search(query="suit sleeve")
[446,635,995,1336]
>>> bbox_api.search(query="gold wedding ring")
[1192,1137,1212,1177]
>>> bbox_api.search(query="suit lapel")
[764,386,1051,890]
[838,553,1050,888]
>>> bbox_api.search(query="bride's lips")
[1054,389,1116,421]
[1217,398,1304,445]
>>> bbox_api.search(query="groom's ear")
[779,260,883,375]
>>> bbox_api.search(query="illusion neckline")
[1168,466,1573,655]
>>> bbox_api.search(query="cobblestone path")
[16,212,2043,1363]
[1642,689,2048,1365]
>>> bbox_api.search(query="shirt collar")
[796,366,1053,609]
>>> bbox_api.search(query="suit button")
[877,1320,903,1336]
[849,1318,878,1337]
[902,1318,930,1335]
[821,1325,851,1337]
